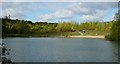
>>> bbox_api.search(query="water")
[2,38,118,62]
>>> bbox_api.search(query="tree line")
[1,15,113,38]
[105,11,120,41]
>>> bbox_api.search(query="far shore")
[68,35,105,38]
[3,34,105,39]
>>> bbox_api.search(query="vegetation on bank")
[105,11,120,41]
[1,15,113,38]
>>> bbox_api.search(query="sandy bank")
[69,35,104,38]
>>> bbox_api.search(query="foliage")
[2,18,57,37]
[56,22,78,32]
[106,11,120,41]
[109,20,120,41]
[1,15,113,38]
[78,21,112,33]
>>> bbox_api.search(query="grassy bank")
[3,30,108,38]
[3,32,81,38]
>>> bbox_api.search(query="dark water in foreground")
[3,38,118,62]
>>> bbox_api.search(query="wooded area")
[105,10,120,41]
[1,16,113,38]
[1,12,120,41]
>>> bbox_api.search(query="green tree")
[56,22,77,32]
[106,11,120,41]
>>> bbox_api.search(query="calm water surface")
[3,38,118,62]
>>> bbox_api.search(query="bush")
[105,34,114,41]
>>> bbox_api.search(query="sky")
[0,1,119,23]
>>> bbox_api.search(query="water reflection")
[3,38,119,62]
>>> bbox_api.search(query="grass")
[83,30,109,36]
[4,30,109,38]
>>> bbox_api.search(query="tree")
[56,22,77,32]
[107,10,120,41]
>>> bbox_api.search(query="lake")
[2,38,119,62]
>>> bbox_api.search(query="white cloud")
[1,2,43,19]
[1,2,72,19]
[38,2,117,21]
[81,14,103,21]
[38,9,73,20]
[81,15,100,21]
[2,8,24,19]
[70,3,96,15]
[80,9,107,21]
[54,10,73,19]
[1,2,118,22]
[38,14,53,21]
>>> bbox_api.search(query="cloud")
[2,8,24,19]
[1,2,71,19]
[1,2,43,19]
[81,10,106,21]
[38,9,73,20]
[81,15,100,21]
[70,3,96,15]
[1,3,24,19]
[38,2,117,21]
[70,3,110,21]
[1,2,118,22]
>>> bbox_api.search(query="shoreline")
[68,35,105,38]
[3,35,105,39]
